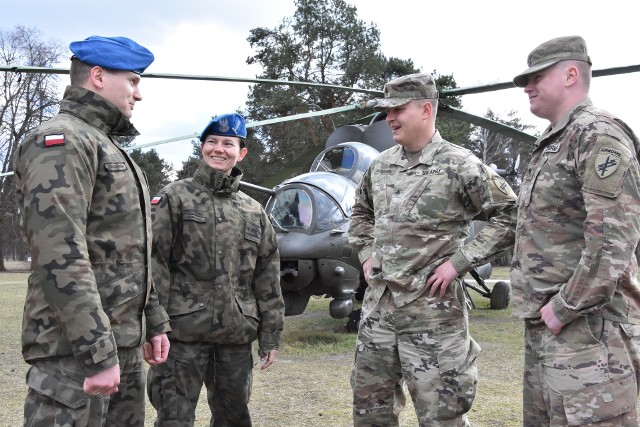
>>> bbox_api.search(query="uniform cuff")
[358,246,374,265]
[258,331,282,357]
[552,295,582,325]
[449,251,471,275]
[145,305,171,338]
[80,334,119,376]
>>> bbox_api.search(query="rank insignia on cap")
[44,134,65,148]
[151,196,162,205]
[595,147,621,179]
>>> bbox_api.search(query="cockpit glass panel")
[317,147,356,173]
[269,188,313,230]
[311,188,347,232]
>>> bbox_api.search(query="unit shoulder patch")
[594,147,622,179]
[583,135,631,198]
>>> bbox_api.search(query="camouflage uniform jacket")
[349,130,517,309]
[14,85,171,376]
[511,98,640,324]
[151,162,284,355]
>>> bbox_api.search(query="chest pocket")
[526,155,572,221]
[403,173,451,229]
[238,220,261,276]
[179,209,208,255]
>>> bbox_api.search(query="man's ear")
[565,65,579,87]
[422,100,433,119]
[89,66,105,89]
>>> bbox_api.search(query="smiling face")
[99,69,142,119]
[523,63,568,125]
[201,134,247,175]
[385,100,433,150]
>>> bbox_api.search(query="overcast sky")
[3,0,639,170]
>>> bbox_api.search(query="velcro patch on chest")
[44,134,65,148]
[412,168,445,176]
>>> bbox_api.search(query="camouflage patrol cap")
[513,35,591,87]
[69,36,154,74]
[373,73,438,111]
[199,113,247,142]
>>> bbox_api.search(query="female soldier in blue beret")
[147,113,285,426]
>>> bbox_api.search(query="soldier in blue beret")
[147,112,284,426]
[14,35,170,426]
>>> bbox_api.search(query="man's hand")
[425,260,458,298]
[142,333,170,365]
[260,349,278,370]
[83,363,120,396]
[540,301,565,335]
[362,258,373,284]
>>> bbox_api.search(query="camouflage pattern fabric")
[24,348,146,426]
[147,340,253,427]
[148,161,283,424]
[523,317,640,426]
[511,98,640,425]
[348,131,517,425]
[511,99,640,324]
[352,284,479,427]
[349,130,517,313]
[13,85,170,425]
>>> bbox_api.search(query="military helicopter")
[2,63,639,323]
[244,114,515,325]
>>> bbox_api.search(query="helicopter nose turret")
[330,296,354,319]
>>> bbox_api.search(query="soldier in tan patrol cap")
[510,35,640,426]
[348,73,517,426]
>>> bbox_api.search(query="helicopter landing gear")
[490,281,510,310]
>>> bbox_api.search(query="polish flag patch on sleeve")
[151,196,162,205]
[44,134,65,148]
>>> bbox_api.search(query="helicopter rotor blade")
[442,64,640,97]
[0,66,382,96]
[439,104,537,144]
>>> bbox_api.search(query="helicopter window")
[269,189,313,229]
[311,188,347,232]
[318,147,355,173]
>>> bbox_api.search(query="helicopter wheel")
[346,308,361,333]
[490,281,510,310]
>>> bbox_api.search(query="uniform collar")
[388,130,444,168]
[193,161,242,195]
[536,97,592,146]
[59,85,140,137]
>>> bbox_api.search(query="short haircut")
[413,98,438,115]
[69,58,92,86]
[574,60,592,89]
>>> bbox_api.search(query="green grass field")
[0,264,522,426]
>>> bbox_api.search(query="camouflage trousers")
[147,340,253,427]
[352,281,480,427]
[23,347,145,427]
[524,316,640,426]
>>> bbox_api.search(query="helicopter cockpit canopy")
[267,172,356,233]
[310,142,380,185]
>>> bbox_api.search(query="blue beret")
[199,113,247,142]
[69,36,154,74]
